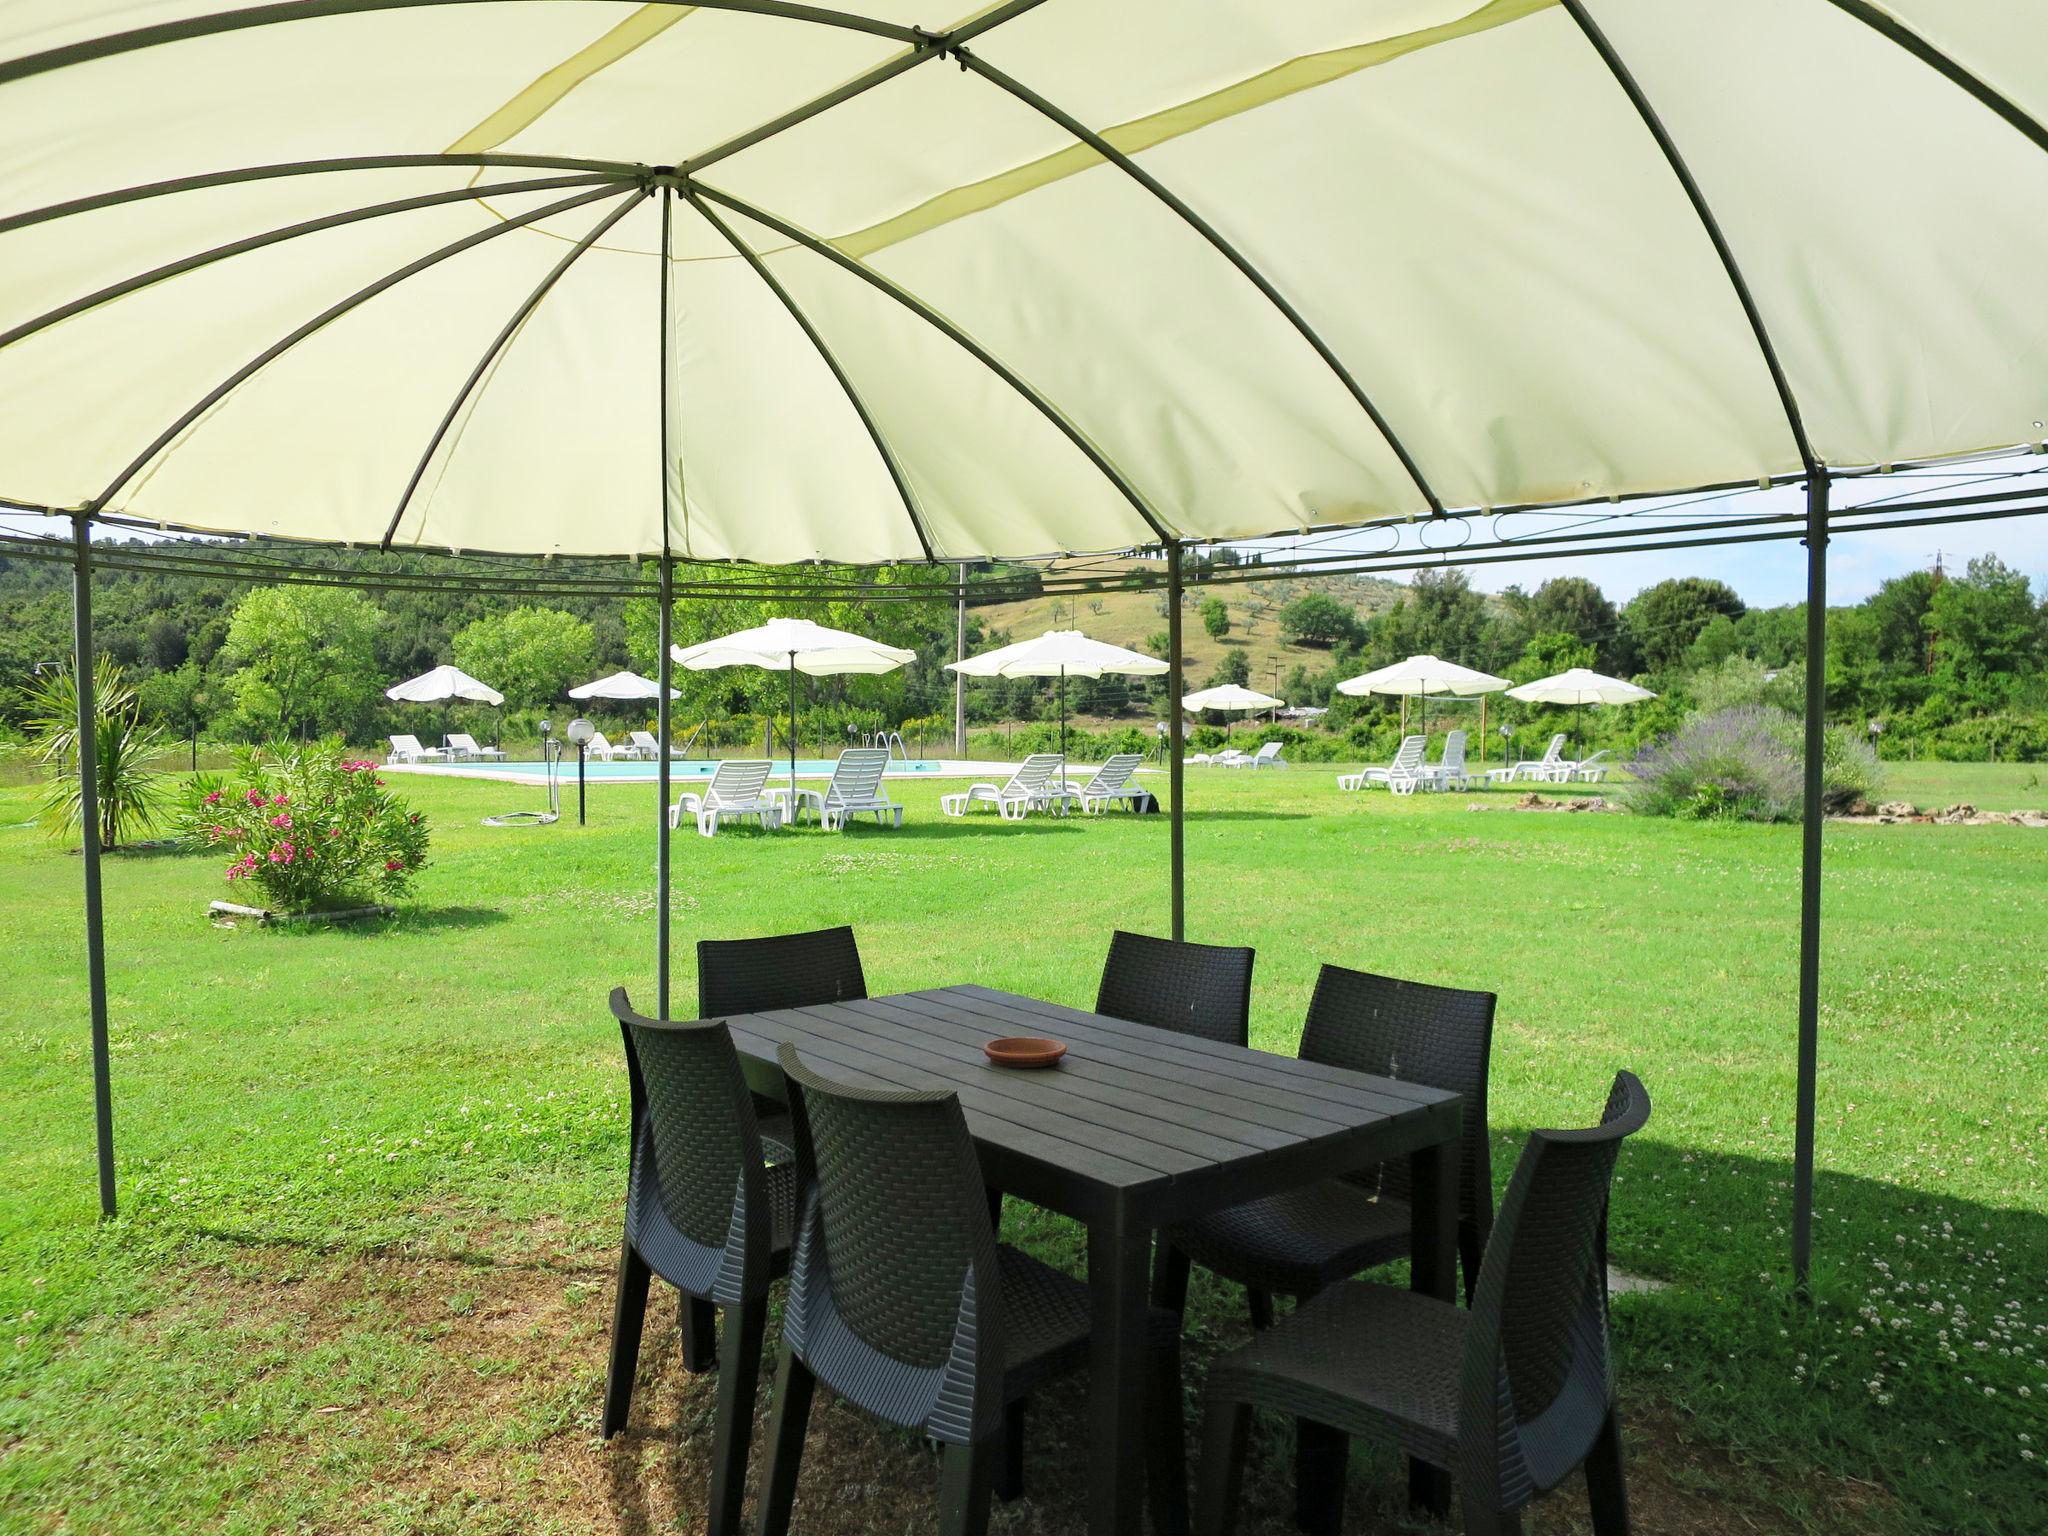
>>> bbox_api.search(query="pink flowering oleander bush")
[178,746,429,912]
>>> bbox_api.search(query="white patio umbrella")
[1506,667,1657,756]
[670,617,913,789]
[947,629,1166,769]
[385,663,503,751]
[1182,683,1284,749]
[567,669,678,701]
[1336,654,1508,746]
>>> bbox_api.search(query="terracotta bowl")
[984,1036,1067,1069]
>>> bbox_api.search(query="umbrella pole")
[788,654,799,805]
[71,512,116,1218]
[657,557,674,1014]
[1059,665,1067,785]
[1167,544,1185,941]
[1793,472,1830,1299]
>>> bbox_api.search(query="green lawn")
[1,764,2042,1534]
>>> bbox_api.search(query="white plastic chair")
[1339,735,1425,793]
[940,753,1065,821]
[1074,753,1149,814]
[585,732,622,762]
[1424,730,1470,791]
[387,733,448,765]
[627,730,671,761]
[444,732,506,762]
[818,748,903,830]
[670,759,781,837]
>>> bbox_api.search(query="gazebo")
[8,0,2048,1326]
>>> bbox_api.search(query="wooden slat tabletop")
[724,984,1462,1226]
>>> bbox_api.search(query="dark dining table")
[726,983,1465,1536]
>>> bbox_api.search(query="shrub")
[20,657,167,851]
[1626,706,1885,822]
[181,747,429,912]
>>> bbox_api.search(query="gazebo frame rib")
[9,0,2044,1307]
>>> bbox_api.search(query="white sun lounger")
[669,759,781,836]
[1223,741,1286,769]
[1423,730,1470,791]
[584,732,622,762]
[1190,748,1245,767]
[387,733,449,764]
[627,730,681,761]
[1487,733,1568,785]
[1074,753,1149,814]
[940,753,1065,821]
[1339,734,1426,793]
[818,747,904,830]
[444,732,506,763]
[1564,749,1613,784]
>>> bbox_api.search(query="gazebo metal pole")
[1058,664,1067,784]
[787,654,799,798]
[1793,471,1830,1297]
[1166,544,1185,941]
[656,556,674,1017]
[955,561,967,757]
[71,512,116,1218]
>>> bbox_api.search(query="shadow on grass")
[361,904,511,935]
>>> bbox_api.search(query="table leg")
[1087,1212,1150,1536]
[1408,1135,1457,1516]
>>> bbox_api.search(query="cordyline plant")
[19,656,167,852]
[179,746,428,913]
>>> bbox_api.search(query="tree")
[220,586,385,740]
[1527,576,1624,669]
[453,606,596,711]
[1866,569,1939,673]
[1144,630,1172,659]
[1279,593,1360,648]
[1200,596,1231,640]
[1508,632,1596,686]
[1624,577,1745,672]
[1208,649,1251,687]
[1929,555,2041,698]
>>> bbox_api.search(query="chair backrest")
[447,732,480,752]
[698,925,867,1018]
[610,988,776,1304]
[631,730,659,750]
[1390,735,1426,769]
[1003,752,1063,794]
[1540,733,1566,763]
[704,758,773,808]
[1577,749,1609,768]
[777,1043,1003,1442]
[1459,1071,1651,1508]
[1437,730,1467,771]
[826,747,891,805]
[1298,964,1496,1235]
[390,734,424,754]
[1252,741,1283,762]
[1083,752,1143,794]
[589,732,614,753]
[1096,928,1255,1046]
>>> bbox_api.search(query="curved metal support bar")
[685,178,1173,545]
[1,172,619,356]
[1561,0,1819,474]
[956,47,1444,518]
[1819,0,2048,158]
[0,155,646,239]
[0,0,924,89]
[380,185,646,550]
[91,178,629,514]
[680,0,1049,176]
[683,187,936,560]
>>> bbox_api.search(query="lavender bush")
[1626,706,1883,822]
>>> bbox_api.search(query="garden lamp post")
[566,717,594,826]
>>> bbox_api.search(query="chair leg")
[754,1350,815,1536]
[993,1404,1025,1502]
[1148,1334,1189,1536]
[602,1240,651,1439]
[1151,1241,1192,1314]
[938,1437,996,1536]
[681,1293,717,1373]
[1459,1215,1488,1307]
[1293,1419,1347,1536]
[1584,1408,1633,1536]
[1193,1397,1251,1536]
[1247,1287,1274,1331]
[707,1298,767,1536]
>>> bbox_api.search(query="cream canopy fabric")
[385,664,503,705]
[1336,655,1509,698]
[1182,684,1283,712]
[947,629,1167,679]
[5,1,2048,560]
[669,616,913,674]
[1506,669,1656,706]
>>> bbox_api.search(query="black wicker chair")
[697,924,868,1018]
[602,989,795,1536]
[1154,965,1496,1329]
[1095,929,1256,1046]
[756,1043,1188,1536]
[1194,1071,1651,1536]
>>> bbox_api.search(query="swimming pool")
[387,756,997,784]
